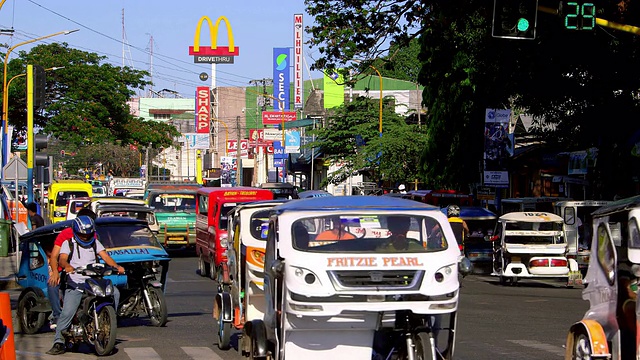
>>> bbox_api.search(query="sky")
[0,0,324,98]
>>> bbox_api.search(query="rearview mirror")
[269,259,285,279]
[458,257,473,277]
[632,264,640,278]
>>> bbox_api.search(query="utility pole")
[145,142,151,183]
[248,78,272,185]
[236,115,242,186]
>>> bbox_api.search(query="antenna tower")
[121,9,135,69]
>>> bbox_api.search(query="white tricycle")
[240,196,472,360]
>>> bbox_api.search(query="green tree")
[309,96,426,185]
[306,0,640,196]
[4,43,179,149]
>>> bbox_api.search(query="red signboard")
[262,111,297,125]
[226,139,249,157]
[195,87,210,133]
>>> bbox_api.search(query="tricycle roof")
[499,212,563,222]
[229,199,289,213]
[272,195,438,213]
[591,194,640,217]
[298,190,333,199]
[439,206,497,220]
[20,217,149,243]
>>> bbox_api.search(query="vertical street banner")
[293,14,304,109]
[220,156,237,187]
[483,108,512,186]
[285,130,300,154]
[195,87,210,133]
[324,69,344,108]
[273,47,290,111]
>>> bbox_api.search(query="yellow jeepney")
[47,180,93,224]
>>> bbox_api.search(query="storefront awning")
[277,118,317,130]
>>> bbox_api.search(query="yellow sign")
[188,15,239,58]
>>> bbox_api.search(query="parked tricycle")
[564,195,639,360]
[15,217,170,334]
[216,199,288,350]
[555,200,611,277]
[232,196,471,360]
[488,212,580,286]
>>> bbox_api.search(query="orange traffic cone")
[0,292,15,360]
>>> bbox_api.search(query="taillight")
[550,259,567,267]
[458,244,463,251]
[530,259,549,267]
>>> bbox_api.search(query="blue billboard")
[273,47,290,111]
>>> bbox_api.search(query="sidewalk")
[0,253,19,290]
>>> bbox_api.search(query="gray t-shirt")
[60,238,106,287]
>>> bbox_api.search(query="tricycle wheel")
[414,332,436,360]
[217,320,232,350]
[146,287,168,327]
[210,259,218,282]
[572,330,593,360]
[198,254,210,277]
[17,290,46,334]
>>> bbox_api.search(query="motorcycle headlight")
[88,280,106,297]
[105,283,114,296]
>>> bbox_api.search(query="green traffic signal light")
[517,18,530,32]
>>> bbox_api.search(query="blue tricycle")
[15,217,171,334]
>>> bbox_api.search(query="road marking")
[182,346,225,360]
[507,339,565,357]
[124,347,160,359]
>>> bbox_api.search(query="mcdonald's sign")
[188,15,240,64]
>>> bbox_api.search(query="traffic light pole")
[26,64,34,204]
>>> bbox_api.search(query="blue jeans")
[46,283,61,323]
[53,287,120,345]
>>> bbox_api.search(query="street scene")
[0,0,639,359]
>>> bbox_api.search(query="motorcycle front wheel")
[146,287,168,327]
[93,305,117,356]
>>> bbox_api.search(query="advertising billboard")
[293,14,304,109]
[273,47,290,111]
[188,15,240,64]
[195,87,210,133]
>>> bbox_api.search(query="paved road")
[7,257,587,359]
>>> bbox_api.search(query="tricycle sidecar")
[16,218,170,334]
[216,199,287,350]
[489,212,577,285]
[237,196,471,360]
[564,195,640,360]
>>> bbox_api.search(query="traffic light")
[560,2,596,30]
[492,0,539,40]
[33,65,46,110]
[34,134,50,184]
[34,134,48,166]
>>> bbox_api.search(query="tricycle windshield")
[505,221,563,231]
[291,213,448,253]
[219,203,237,231]
[96,224,162,248]
[149,194,196,213]
[250,209,271,240]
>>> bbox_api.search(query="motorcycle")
[117,261,168,327]
[61,263,118,356]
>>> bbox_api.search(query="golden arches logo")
[189,15,240,56]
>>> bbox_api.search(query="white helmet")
[398,184,406,191]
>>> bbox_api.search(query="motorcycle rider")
[46,216,124,355]
[445,205,469,252]
[47,208,97,330]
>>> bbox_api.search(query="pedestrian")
[26,202,44,230]
[47,216,124,355]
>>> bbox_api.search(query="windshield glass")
[149,193,196,213]
[292,214,447,253]
[55,191,89,207]
[96,223,161,248]
[250,209,272,240]
[219,203,237,230]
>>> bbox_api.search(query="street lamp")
[6,66,64,90]
[2,29,78,168]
